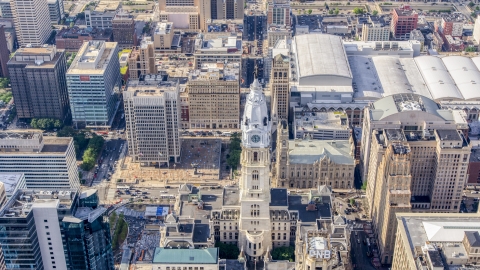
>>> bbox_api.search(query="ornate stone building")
[206,80,350,269]
[274,122,356,190]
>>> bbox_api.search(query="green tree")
[307,9,312,14]
[0,78,10,88]
[271,246,295,262]
[329,9,334,14]
[350,198,356,206]
[353,7,364,14]
[347,1,350,5]
[361,181,367,191]
[372,10,378,16]
[334,8,340,15]
[215,242,240,259]
[466,46,478,52]
[468,1,475,8]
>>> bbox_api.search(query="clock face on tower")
[251,135,260,143]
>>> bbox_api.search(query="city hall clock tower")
[238,79,273,261]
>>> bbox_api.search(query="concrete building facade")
[270,53,289,122]
[186,62,240,129]
[361,21,390,41]
[0,25,9,77]
[390,7,418,40]
[0,132,80,190]
[11,0,52,46]
[124,75,181,166]
[362,94,471,264]
[112,11,136,48]
[0,189,114,270]
[8,45,70,122]
[47,0,64,24]
[67,41,120,129]
[392,213,480,270]
[128,37,156,80]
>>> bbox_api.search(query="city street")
[350,229,377,270]
[90,138,126,186]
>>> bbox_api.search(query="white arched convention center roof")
[442,56,480,101]
[414,56,464,101]
[293,34,352,80]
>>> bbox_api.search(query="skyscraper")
[0,131,80,190]
[11,0,52,46]
[8,45,70,121]
[0,189,114,270]
[67,41,120,129]
[112,11,136,48]
[123,75,181,166]
[186,62,240,129]
[0,25,9,78]
[362,94,471,264]
[237,79,273,260]
[270,53,289,122]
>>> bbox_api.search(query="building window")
[253,152,258,162]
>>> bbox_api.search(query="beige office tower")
[11,0,52,46]
[123,75,181,166]
[186,62,240,129]
[270,53,289,123]
[128,37,156,80]
[369,130,413,264]
[156,0,211,31]
[363,94,471,264]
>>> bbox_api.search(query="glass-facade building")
[0,189,114,270]
[66,41,120,129]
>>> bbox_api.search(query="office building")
[85,1,119,29]
[0,25,8,77]
[410,29,425,51]
[270,53,289,122]
[0,0,12,19]
[11,0,52,46]
[156,0,210,31]
[468,148,480,186]
[267,0,290,27]
[267,26,291,48]
[8,45,70,122]
[436,15,464,38]
[128,37,156,80]
[48,0,64,24]
[0,173,26,199]
[193,33,242,68]
[362,94,471,264]
[55,27,113,52]
[63,189,114,270]
[361,17,390,41]
[153,22,175,50]
[186,62,240,129]
[124,75,181,166]
[67,41,120,129]
[275,122,355,189]
[0,131,80,190]
[390,7,418,40]
[392,213,480,270]
[112,11,136,48]
[0,189,114,270]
